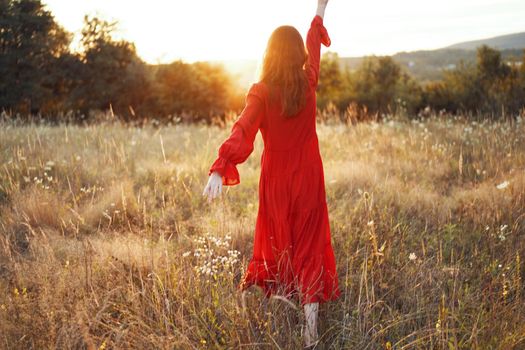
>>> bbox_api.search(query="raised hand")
[202,171,223,203]
[316,0,329,19]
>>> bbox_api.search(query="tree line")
[0,0,242,124]
[317,47,525,121]
[1,0,524,124]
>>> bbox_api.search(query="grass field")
[1,114,524,349]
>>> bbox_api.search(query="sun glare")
[43,0,525,64]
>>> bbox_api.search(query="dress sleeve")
[305,15,331,88]
[208,83,265,186]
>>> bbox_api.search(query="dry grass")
[0,114,524,349]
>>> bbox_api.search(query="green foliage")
[0,0,71,113]
[351,56,403,114]
[68,16,149,120]
[317,51,344,108]
[423,46,525,117]
[149,61,238,123]
[319,46,525,120]
[0,3,239,123]
[318,53,423,117]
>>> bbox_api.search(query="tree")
[349,56,406,114]
[0,0,71,114]
[441,61,481,113]
[317,51,344,109]
[422,81,455,111]
[68,15,149,119]
[476,45,512,114]
[149,60,238,123]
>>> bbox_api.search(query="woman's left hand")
[203,171,223,202]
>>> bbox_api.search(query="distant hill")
[446,32,525,50]
[340,48,523,83]
[219,32,525,88]
[341,31,525,82]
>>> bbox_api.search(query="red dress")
[208,15,341,306]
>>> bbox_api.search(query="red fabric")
[208,15,341,306]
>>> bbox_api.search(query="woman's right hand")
[203,171,223,203]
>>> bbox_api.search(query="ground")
[0,115,524,349]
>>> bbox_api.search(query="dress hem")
[237,253,342,307]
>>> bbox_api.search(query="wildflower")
[496,181,509,190]
[182,251,191,258]
[498,225,508,241]
[409,252,417,261]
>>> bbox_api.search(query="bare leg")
[303,302,319,347]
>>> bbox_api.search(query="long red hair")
[260,25,309,118]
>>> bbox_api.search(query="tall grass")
[0,114,524,349]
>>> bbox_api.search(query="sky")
[43,0,525,64]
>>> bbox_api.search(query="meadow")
[0,113,524,349]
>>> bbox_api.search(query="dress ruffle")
[208,156,240,185]
[312,15,331,47]
[238,248,341,306]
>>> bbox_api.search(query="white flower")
[409,252,417,261]
[182,251,191,258]
[496,181,509,190]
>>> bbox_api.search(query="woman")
[202,0,340,347]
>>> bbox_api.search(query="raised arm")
[305,0,331,88]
